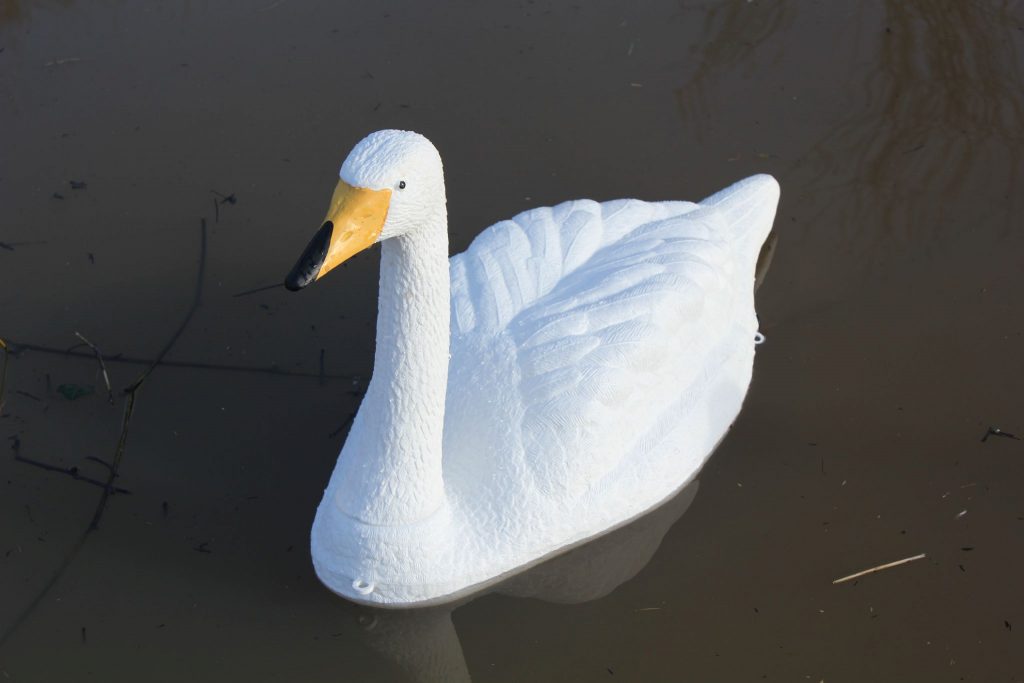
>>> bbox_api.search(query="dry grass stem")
[833,553,927,585]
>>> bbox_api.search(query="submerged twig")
[0,337,8,414]
[0,220,207,652]
[100,218,207,524]
[232,282,283,298]
[832,553,927,584]
[328,412,356,438]
[5,340,352,381]
[90,390,137,529]
[14,454,131,495]
[84,456,115,474]
[74,332,114,405]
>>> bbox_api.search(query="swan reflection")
[352,480,700,683]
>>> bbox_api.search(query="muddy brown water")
[2,1,1023,681]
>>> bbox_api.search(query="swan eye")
[398,180,406,190]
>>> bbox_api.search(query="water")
[2,1,1023,680]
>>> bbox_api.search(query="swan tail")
[699,174,780,271]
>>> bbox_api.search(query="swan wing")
[447,175,779,498]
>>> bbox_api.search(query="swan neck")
[335,214,450,525]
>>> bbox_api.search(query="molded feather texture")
[445,176,777,507]
[340,130,447,241]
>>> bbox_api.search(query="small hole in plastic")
[754,332,766,345]
[352,578,374,595]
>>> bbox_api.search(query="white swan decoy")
[285,129,780,607]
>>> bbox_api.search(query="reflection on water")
[674,0,795,140]
[805,1,1024,246]
[353,481,700,683]
[676,0,1024,249]
[0,0,27,26]
[0,0,76,26]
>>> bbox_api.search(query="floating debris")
[981,426,1020,442]
[833,553,927,584]
[211,189,237,205]
[0,240,49,252]
[44,56,82,67]
[69,180,87,190]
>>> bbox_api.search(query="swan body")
[286,130,780,606]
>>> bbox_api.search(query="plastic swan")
[285,130,780,606]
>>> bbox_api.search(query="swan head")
[285,129,445,291]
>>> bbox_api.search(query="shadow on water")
[349,480,701,683]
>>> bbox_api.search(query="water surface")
[2,1,1023,680]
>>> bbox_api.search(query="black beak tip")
[283,274,306,292]
[284,221,334,293]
